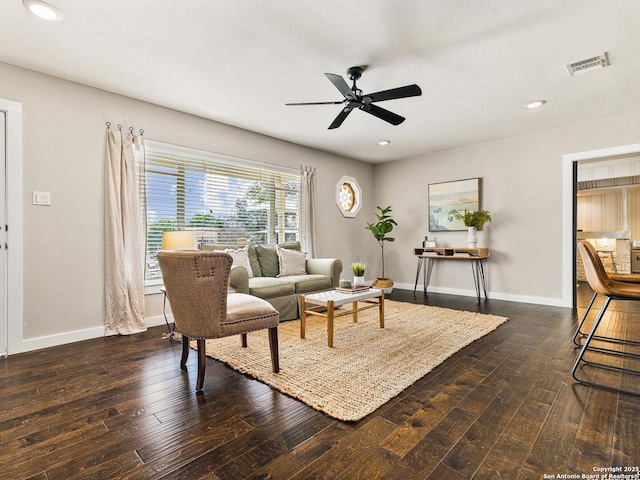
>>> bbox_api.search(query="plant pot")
[353,275,366,287]
[373,277,394,294]
[467,226,478,248]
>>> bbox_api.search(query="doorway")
[0,98,23,356]
[563,143,640,309]
[0,111,5,356]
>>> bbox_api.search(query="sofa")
[198,242,342,321]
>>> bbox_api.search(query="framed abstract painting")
[428,178,480,231]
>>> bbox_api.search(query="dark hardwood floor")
[2,284,640,479]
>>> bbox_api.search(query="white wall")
[372,111,640,305]
[4,57,640,351]
[0,61,373,352]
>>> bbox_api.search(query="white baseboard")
[9,315,173,355]
[10,326,106,355]
[393,282,571,308]
[8,288,569,356]
[145,314,172,328]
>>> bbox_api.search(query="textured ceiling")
[1,0,640,163]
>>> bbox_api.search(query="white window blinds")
[142,140,300,283]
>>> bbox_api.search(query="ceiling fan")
[286,66,422,129]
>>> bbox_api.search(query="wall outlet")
[33,191,51,206]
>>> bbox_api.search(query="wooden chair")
[574,240,640,395]
[158,251,280,392]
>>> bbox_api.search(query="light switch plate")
[33,191,51,206]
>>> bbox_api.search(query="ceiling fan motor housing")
[346,66,364,81]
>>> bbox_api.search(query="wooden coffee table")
[300,288,385,347]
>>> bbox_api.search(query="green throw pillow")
[256,245,279,277]
[278,241,301,251]
[246,245,262,277]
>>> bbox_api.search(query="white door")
[0,111,6,356]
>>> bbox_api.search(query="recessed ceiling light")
[378,140,390,146]
[523,100,546,109]
[23,0,63,21]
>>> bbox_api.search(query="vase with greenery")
[449,209,492,228]
[365,205,397,291]
[351,262,366,287]
[449,208,492,247]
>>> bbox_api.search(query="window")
[336,175,362,217]
[141,140,300,284]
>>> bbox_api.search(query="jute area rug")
[200,300,508,422]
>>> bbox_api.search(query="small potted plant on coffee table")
[351,262,366,287]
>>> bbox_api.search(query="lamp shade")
[162,231,196,250]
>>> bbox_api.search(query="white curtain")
[105,127,146,335]
[300,165,317,258]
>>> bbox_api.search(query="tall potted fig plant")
[365,205,397,292]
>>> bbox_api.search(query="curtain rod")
[105,121,144,136]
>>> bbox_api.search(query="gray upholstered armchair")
[158,250,280,392]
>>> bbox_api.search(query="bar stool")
[573,241,640,395]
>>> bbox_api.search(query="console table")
[413,247,490,301]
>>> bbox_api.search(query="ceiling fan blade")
[286,100,344,106]
[325,73,357,100]
[328,106,354,129]
[366,84,422,103]
[362,104,405,126]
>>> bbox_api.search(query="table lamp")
[161,230,196,250]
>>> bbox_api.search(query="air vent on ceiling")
[566,52,609,76]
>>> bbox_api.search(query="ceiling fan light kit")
[286,66,422,129]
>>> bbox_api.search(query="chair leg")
[241,332,248,348]
[268,326,280,373]
[196,339,206,392]
[572,296,610,382]
[180,335,190,371]
[568,296,640,396]
[573,292,640,350]
[573,292,598,346]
